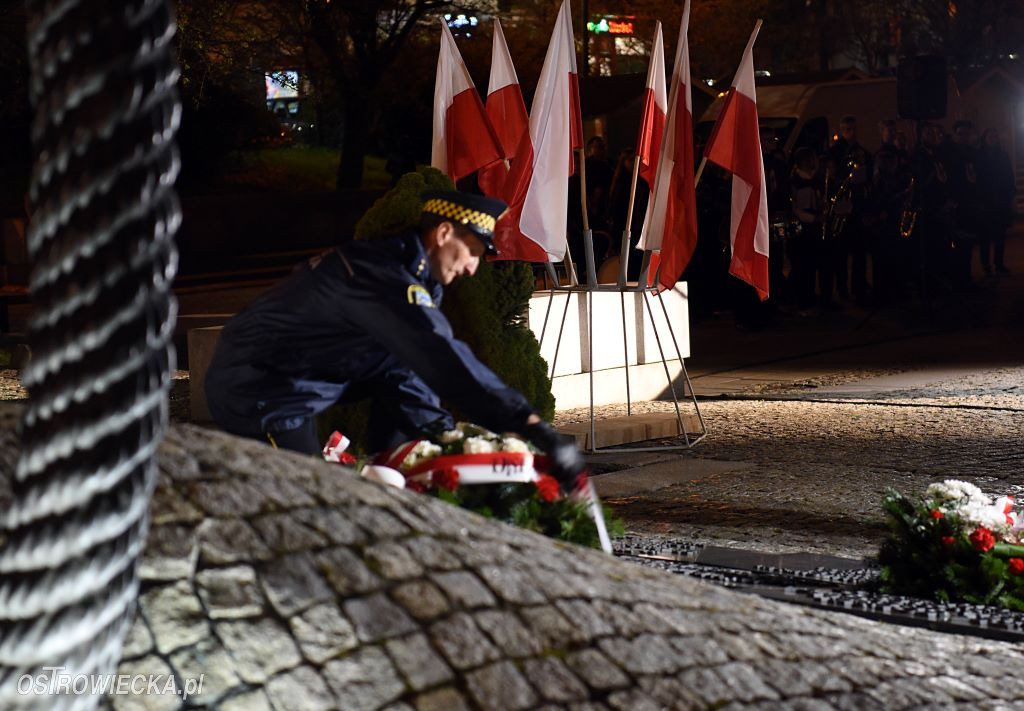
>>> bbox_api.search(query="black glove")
[523,421,586,492]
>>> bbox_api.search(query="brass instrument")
[898,176,917,239]
[823,158,859,241]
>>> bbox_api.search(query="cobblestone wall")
[1,405,1023,709]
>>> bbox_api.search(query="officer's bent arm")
[345,285,536,435]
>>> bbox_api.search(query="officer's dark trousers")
[268,420,322,455]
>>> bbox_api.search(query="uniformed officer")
[205,190,585,489]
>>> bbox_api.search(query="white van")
[697,76,913,156]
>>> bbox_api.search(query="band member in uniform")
[789,147,824,310]
[826,115,874,305]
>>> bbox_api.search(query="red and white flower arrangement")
[880,479,1024,610]
[323,423,621,551]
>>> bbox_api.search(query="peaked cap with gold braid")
[421,190,508,255]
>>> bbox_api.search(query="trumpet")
[898,176,917,239]
[824,158,859,241]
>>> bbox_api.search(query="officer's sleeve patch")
[407,284,436,308]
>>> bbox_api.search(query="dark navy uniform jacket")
[205,231,535,448]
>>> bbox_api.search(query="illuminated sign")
[265,70,299,100]
[587,17,635,35]
[444,13,478,29]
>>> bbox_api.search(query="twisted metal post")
[0,0,181,707]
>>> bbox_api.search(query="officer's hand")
[523,421,586,492]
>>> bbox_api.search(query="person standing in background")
[977,128,1015,275]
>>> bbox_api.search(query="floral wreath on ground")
[324,422,623,550]
[880,479,1024,610]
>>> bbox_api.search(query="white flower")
[401,440,441,470]
[927,480,991,507]
[501,436,531,453]
[439,429,463,444]
[957,501,1012,534]
[463,436,496,454]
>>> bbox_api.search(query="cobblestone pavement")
[577,366,1024,561]
[4,403,1024,710]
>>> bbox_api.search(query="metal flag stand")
[538,273,707,454]
[535,142,707,453]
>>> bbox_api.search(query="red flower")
[339,451,357,466]
[406,479,426,494]
[535,474,561,503]
[930,509,944,519]
[969,527,996,553]
[1010,558,1024,576]
[433,467,460,492]
[941,536,955,547]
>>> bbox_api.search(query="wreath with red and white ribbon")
[322,423,613,553]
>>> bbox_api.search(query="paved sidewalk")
[575,230,1024,560]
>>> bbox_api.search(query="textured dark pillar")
[0,0,181,707]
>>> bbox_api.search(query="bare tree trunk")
[337,91,369,189]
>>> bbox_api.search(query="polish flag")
[639,8,699,293]
[493,0,583,262]
[635,22,667,190]
[704,21,770,300]
[431,19,504,183]
[479,19,529,199]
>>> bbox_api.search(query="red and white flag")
[704,21,769,300]
[635,22,667,190]
[431,19,504,183]
[638,9,699,292]
[479,19,529,198]
[494,0,583,262]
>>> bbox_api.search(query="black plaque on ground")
[617,536,1024,643]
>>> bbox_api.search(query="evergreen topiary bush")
[319,168,554,452]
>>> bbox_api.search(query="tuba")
[823,157,859,241]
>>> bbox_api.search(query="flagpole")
[617,154,642,287]
[694,156,707,187]
[578,148,598,287]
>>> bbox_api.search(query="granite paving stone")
[431,570,496,609]
[390,580,451,621]
[385,632,454,691]
[259,552,333,617]
[364,540,426,580]
[264,665,334,711]
[291,506,366,546]
[521,657,589,702]
[344,592,419,642]
[5,400,1024,711]
[321,646,404,711]
[196,518,273,565]
[316,546,381,596]
[194,565,264,619]
[214,618,302,684]
[413,687,472,711]
[289,601,359,664]
[217,689,273,711]
[472,609,545,658]
[430,612,502,670]
[139,580,209,655]
[168,637,242,704]
[564,648,632,691]
[108,654,179,711]
[251,512,328,553]
[120,614,155,660]
[464,660,538,711]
